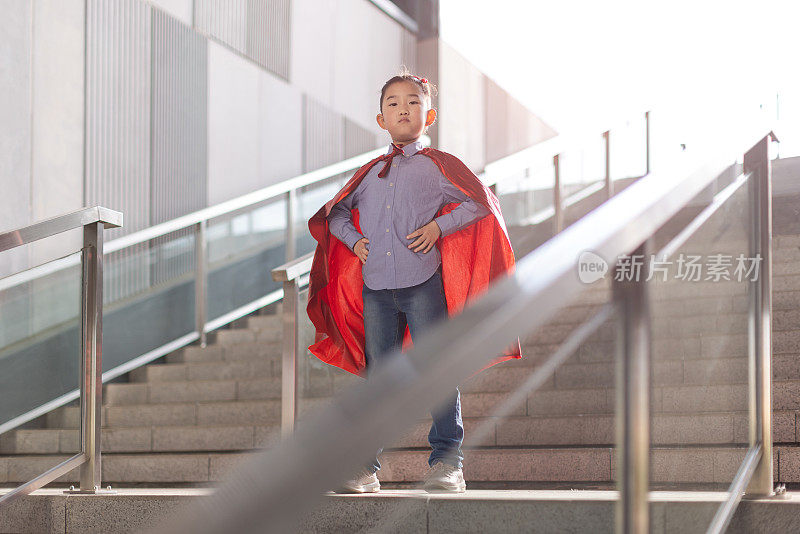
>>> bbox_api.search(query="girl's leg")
[398,270,464,468]
[362,283,406,472]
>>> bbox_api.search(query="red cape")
[307,146,522,377]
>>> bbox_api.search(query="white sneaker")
[423,461,466,493]
[334,468,380,494]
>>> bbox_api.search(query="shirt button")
[387,205,391,209]
[385,228,389,232]
[387,251,391,256]
[389,182,394,186]
[392,163,397,168]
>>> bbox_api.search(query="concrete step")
[165,340,282,365]
[0,406,683,455]
[521,332,800,369]
[774,290,800,310]
[5,487,800,534]
[0,424,281,455]
[130,359,278,383]
[105,362,800,419]
[395,410,797,448]
[104,377,282,405]
[211,327,281,346]
[13,409,778,455]
[0,446,781,485]
[242,314,283,334]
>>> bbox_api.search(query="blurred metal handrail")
[0,206,122,509]
[217,130,778,534]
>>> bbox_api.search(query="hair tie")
[412,75,428,84]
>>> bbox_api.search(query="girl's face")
[377,80,436,144]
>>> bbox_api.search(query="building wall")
[0,1,33,277]
[0,0,552,281]
[437,39,486,171]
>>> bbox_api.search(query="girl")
[307,67,520,493]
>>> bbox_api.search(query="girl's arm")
[327,191,364,251]
[435,178,491,237]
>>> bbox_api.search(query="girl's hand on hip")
[406,221,441,253]
[353,237,369,264]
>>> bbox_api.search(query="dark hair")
[379,65,438,113]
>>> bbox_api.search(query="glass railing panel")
[206,196,287,322]
[295,286,352,422]
[495,157,555,227]
[610,114,648,181]
[295,172,350,258]
[561,133,606,192]
[647,174,750,497]
[0,252,81,433]
[99,231,197,374]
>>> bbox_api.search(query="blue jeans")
[362,269,464,473]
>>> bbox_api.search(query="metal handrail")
[0,206,122,508]
[0,206,122,252]
[192,130,780,534]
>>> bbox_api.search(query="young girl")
[307,67,520,493]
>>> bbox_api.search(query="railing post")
[604,130,613,199]
[286,189,297,262]
[744,134,775,496]
[281,279,299,437]
[645,111,651,175]
[195,221,208,348]
[79,221,104,491]
[614,242,651,534]
[553,154,563,234]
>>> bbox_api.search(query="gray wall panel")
[438,40,485,171]
[151,9,207,224]
[151,8,208,285]
[344,118,382,159]
[415,37,439,148]
[333,0,404,135]
[247,0,290,79]
[258,70,303,184]
[30,0,86,266]
[207,41,260,204]
[196,0,290,80]
[85,0,152,237]
[486,76,557,164]
[150,0,193,26]
[401,27,417,73]
[195,0,247,52]
[485,77,509,164]
[290,0,335,107]
[303,95,344,173]
[0,0,33,278]
[85,0,152,301]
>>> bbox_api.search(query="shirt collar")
[386,140,424,157]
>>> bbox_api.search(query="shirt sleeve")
[434,175,491,237]
[327,190,364,251]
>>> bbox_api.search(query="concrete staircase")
[3,166,800,493]
[2,234,800,489]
